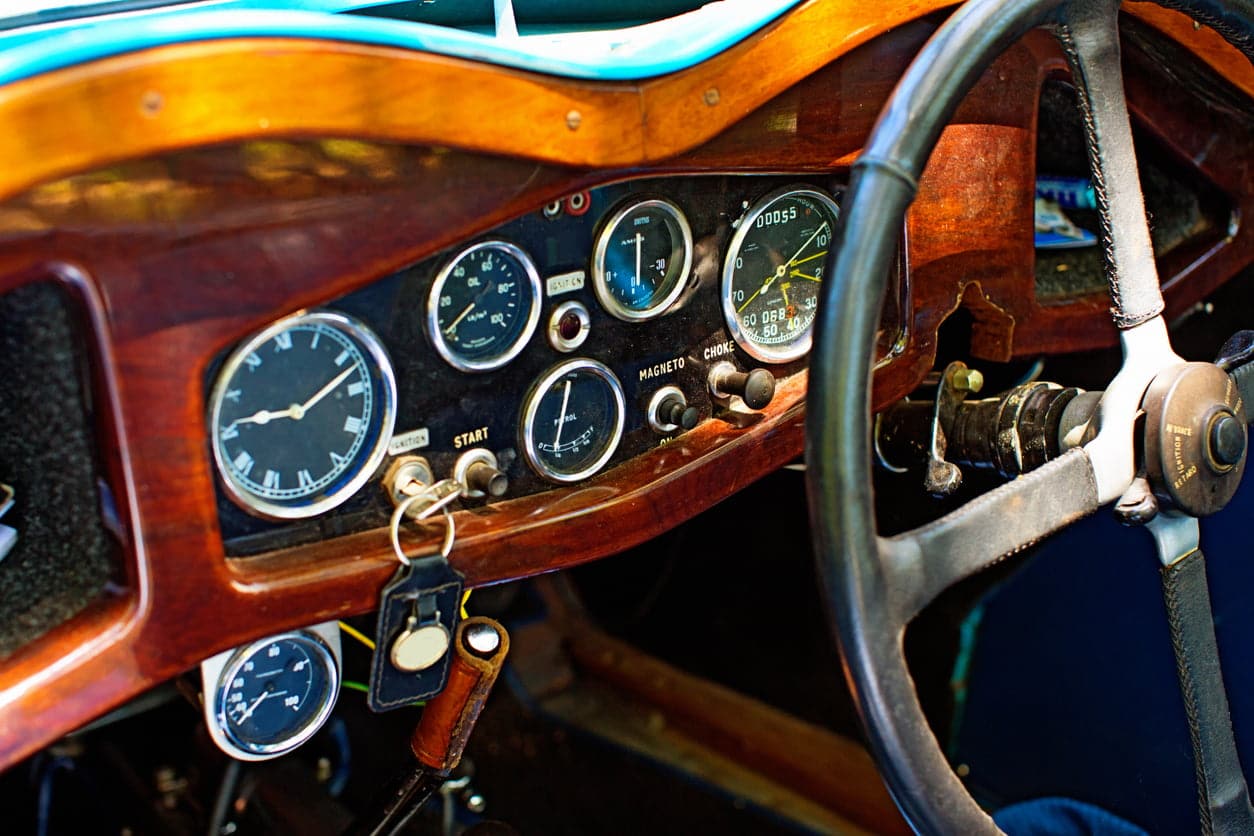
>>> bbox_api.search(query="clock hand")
[553,379,572,449]
[297,366,357,415]
[230,407,297,428]
[789,249,828,267]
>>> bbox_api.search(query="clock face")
[209,311,396,520]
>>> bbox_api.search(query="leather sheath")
[1162,550,1254,835]
[412,616,510,775]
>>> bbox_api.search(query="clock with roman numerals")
[209,310,397,520]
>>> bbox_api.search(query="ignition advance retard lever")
[346,617,510,836]
[875,362,1090,494]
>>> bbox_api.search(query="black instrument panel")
[212,173,875,557]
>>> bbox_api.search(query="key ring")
[389,484,456,567]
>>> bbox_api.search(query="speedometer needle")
[783,221,830,269]
[553,379,572,449]
[236,688,289,723]
[738,264,787,313]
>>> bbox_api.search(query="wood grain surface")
[0,1,1249,779]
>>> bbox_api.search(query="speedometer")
[721,186,839,363]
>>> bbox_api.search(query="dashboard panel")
[209,174,903,557]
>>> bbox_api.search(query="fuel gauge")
[521,359,626,483]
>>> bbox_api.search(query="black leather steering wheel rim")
[805,0,1254,832]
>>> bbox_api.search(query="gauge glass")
[722,187,839,363]
[428,240,542,372]
[592,198,693,321]
[215,632,339,757]
[209,310,397,520]
[521,359,626,483]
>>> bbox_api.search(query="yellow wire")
[338,620,375,651]
[339,591,470,651]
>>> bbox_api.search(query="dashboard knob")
[709,362,775,410]
[648,386,699,434]
[465,460,509,497]
[454,449,509,499]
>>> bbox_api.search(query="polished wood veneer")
[0,0,1250,774]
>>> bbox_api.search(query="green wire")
[340,679,424,706]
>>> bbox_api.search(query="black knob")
[465,460,509,497]
[1208,411,1246,470]
[659,395,700,431]
[711,365,775,410]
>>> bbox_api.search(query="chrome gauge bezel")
[208,310,398,521]
[721,186,840,364]
[592,198,694,322]
[427,240,543,372]
[520,358,627,483]
[201,624,341,762]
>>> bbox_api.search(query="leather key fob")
[367,554,463,712]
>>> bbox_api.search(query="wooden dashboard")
[0,0,1250,773]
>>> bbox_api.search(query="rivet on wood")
[566,110,582,131]
[140,91,163,117]
[703,88,720,106]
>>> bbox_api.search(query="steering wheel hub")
[1143,362,1248,516]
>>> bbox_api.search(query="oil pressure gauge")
[428,240,542,372]
[521,359,626,483]
[200,623,341,761]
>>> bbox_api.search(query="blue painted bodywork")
[0,0,802,85]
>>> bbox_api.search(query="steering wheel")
[806,0,1254,832]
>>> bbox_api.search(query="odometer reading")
[209,311,397,520]
[521,359,626,483]
[428,240,542,372]
[721,187,839,363]
[592,198,693,321]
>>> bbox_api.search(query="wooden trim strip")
[0,0,963,202]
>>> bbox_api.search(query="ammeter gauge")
[521,359,626,483]
[721,186,839,363]
[200,624,341,761]
[592,198,693,321]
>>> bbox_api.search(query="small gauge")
[209,310,397,520]
[521,359,626,483]
[428,240,542,372]
[722,186,839,363]
[592,198,693,321]
[202,627,341,761]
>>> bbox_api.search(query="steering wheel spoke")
[1057,0,1165,330]
[879,448,1101,623]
